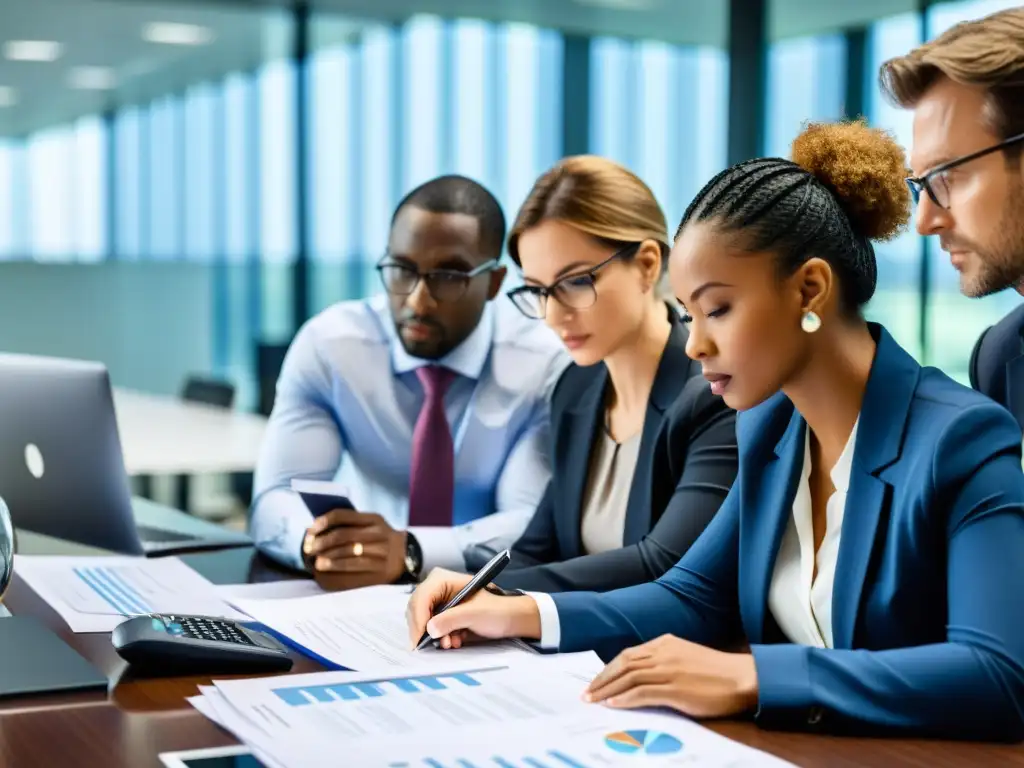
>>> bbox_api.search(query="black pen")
[415,549,511,651]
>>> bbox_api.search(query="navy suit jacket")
[483,311,737,593]
[552,324,1024,741]
[970,302,1024,430]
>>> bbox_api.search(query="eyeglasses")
[906,131,1024,210]
[376,258,499,303]
[505,244,639,320]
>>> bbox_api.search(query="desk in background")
[2,533,1023,768]
[113,388,268,476]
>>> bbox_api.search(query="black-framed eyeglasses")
[376,257,500,303]
[505,243,640,320]
[906,131,1024,210]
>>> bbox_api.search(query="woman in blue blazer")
[407,122,1024,742]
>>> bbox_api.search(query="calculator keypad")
[161,615,256,645]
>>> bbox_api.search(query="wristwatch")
[400,532,423,583]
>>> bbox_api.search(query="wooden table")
[2,546,1024,768]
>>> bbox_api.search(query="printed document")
[190,658,797,768]
[14,555,246,632]
[216,579,325,604]
[229,584,537,671]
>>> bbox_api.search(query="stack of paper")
[189,655,797,768]
[14,555,247,632]
[225,584,539,671]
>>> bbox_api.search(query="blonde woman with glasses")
[464,156,738,595]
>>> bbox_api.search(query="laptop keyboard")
[136,524,200,543]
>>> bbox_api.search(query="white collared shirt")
[530,417,860,651]
[767,419,858,649]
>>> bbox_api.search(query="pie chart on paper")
[604,729,683,755]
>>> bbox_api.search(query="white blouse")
[767,418,859,649]
[530,418,861,652]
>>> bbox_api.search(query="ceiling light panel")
[4,40,62,62]
[142,22,214,46]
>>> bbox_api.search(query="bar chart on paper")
[14,555,243,632]
[271,670,485,706]
[382,725,692,768]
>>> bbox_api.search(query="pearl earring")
[801,311,821,334]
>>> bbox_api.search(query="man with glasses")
[250,175,568,589]
[880,8,1024,424]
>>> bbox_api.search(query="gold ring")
[353,542,364,557]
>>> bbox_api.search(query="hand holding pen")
[406,550,544,650]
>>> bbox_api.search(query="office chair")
[182,377,236,410]
[176,375,237,515]
[230,342,290,508]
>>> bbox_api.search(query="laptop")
[0,352,252,556]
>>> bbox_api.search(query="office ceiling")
[0,0,919,137]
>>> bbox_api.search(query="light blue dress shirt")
[250,293,570,571]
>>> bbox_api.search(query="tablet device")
[0,616,108,700]
[159,745,264,767]
[290,479,354,518]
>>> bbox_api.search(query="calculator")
[111,614,294,676]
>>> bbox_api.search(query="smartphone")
[290,478,354,518]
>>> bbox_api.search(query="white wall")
[0,261,213,396]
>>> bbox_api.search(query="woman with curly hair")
[407,120,1024,742]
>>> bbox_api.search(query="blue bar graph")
[273,671,486,707]
[548,752,588,768]
[389,755,590,768]
[73,566,154,616]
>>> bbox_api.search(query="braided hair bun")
[791,121,911,242]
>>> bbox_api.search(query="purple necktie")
[408,365,456,527]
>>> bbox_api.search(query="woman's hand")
[584,635,759,718]
[405,568,542,649]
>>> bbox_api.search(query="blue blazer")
[551,324,1024,741]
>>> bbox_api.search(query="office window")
[766,35,846,160]
[590,39,729,233]
[308,35,359,313]
[224,73,254,262]
[922,0,1024,381]
[360,26,398,261]
[403,15,445,192]
[591,38,635,169]
[930,0,1022,34]
[451,19,490,185]
[259,60,298,264]
[115,108,143,259]
[147,96,182,259]
[258,59,298,342]
[74,116,107,261]
[184,83,218,260]
[864,13,924,361]
[27,126,74,261]
[0,140,17,259]
[309,44,355,263]
[501,24,562,218]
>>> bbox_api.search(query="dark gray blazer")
[472,310,738,593]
